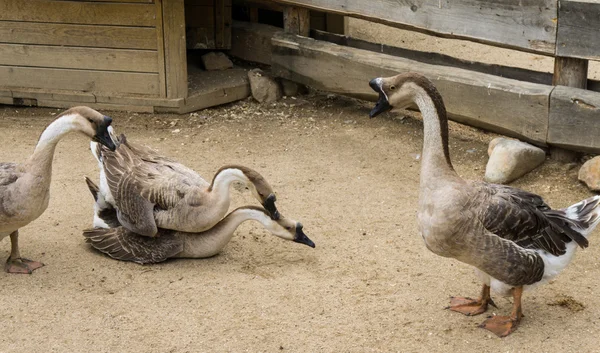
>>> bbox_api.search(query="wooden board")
[182,67,250,113]
[556,0,600,60]
[163,0,188,98]
[35,99,155,113]
[229,21,281,65]
[0,44,158,73]
[272,32,551,144]
[548,86,600,153]
[0,22,157,50]
[268,0,557,54]
[0,0,156,27]
[0,66,160,95]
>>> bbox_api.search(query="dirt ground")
[0,88,599,352]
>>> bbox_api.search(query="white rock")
[201,52,233,71]
[248,69,282,103]
[484,137,546,184]
[579,156,600,191]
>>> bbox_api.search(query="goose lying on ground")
[0,106,116,274]
[90,134,280,237]
[368,72,600,337]
[83,178,314,264]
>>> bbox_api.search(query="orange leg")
[5,231,44,274]
[446,284,497,316]
[479,286,523,337]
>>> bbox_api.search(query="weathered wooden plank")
[215,0,233,48]
[0,1,156,26]
[96,95,183,108]
[163,0,188,98]
[184,5,215,27]
[0,66,160,95]
[182,68,250,113]
[548,86,600,153]
[0,22,157,50]
[229,21,281,65]
[155,0,167,97]
[272,32,551,144]
[269,0,557,54]
[35,99,155,113]
[0,44,158,72]
[283,7,310,36]
[76,0,154,3]
[556,0,600,60]
[0,88,11,98]
[11,88,96,103]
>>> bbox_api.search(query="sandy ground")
[0,91,599,352]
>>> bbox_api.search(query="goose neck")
[25,114,78,175]
[210,167,250,198]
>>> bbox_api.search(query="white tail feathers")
[563,195,600,238]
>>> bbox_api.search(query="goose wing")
[471,182,588,257]
[83,227,184,264]
[0,163,22,220]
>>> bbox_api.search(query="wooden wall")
[0,0,165,98]
[185,0,232,49]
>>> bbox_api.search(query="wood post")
[162,0,188,99]
[283,7,310,36]
[551,57,589,161]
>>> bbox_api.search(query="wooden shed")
[0,0,248,113]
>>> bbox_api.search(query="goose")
[0,106,116,274]
[90,134,281,237]
[368,72,600,337]
[82,178,314,264]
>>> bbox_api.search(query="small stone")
[201,52,233,71]
[280,78,308,96]
[485,137,546,184]
[248,69,282,103]
[579,156,600,191]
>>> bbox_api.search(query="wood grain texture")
[0,44,158,72]
[155,0,167,97]
[0,22,157,50]
[556,0,600,60]
[553,56,588,88]
[0,66,160,95]
[162,0,188,98]
[548,86,600,153]
[270,0,557,54]
[272,32,551,144]
[0,0,157,26]
[283,7,310,36]
[182,67,249,113]
[229,21,281,65]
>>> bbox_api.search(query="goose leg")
[479,286,523,337]
[446,284,496,316]
[5,231,44,274]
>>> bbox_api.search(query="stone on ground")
[280,78,308,96]
[579,156,600,191]
[248,69,282,103]
[201,52,233,71]
[485,137,546,184]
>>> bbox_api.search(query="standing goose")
[0,106,116,274]
[91,134,280,237]
[83,178,314,264]
[368,72,600,337]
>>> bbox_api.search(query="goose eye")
[285,226,292,231]
[390,85,396,91]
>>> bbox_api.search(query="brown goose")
[368,72,600,337]
[82,178,314,264]
[90,134,280,237]
[0,106,116,274]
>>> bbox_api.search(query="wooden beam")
[0,22,157,50]
[267,0,556,55]
[162,0,188,98]
[556,0,600,60]
[229,21,282,65]
[271,32,551,144]
[283,7,310,36]
[0,44,158,73]
[548,86,600,153]
[0,0,156,27]
[180,68,250,113]
[553,57,588,89]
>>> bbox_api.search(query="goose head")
[368,73,425,118]
[266,212,315,248]
[64,106,117,151]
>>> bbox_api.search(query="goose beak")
[293,222,315,248]
[369,78,391,118]
[264,193,280,220]
[93,116,117,151]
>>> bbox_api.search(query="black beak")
[368,78,391,118]
[93,116,116,151]
[263,193,280,220]
[293,222,315,248]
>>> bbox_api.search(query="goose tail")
[559,195,600,239]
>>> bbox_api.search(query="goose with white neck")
[369,73,600,337]
[82,178,314,264]
[91,134,280,237]
[0,106,116,274]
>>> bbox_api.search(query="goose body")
[369,73,600,337]
[0,106,116,273]
[83,178,314,264]
[91,135,280,237]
